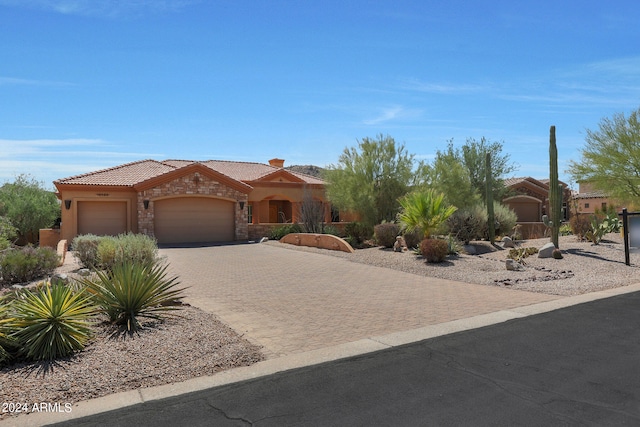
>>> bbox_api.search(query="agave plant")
[79,261,185,332]
[0,295,19,365]
[9,283,96,361]
[398,190,458,239]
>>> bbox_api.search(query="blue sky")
[1,0,639,190]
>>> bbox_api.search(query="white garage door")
[154,197,235,244]
[77,201,128,236]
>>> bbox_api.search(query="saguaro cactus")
[548,125,562,249]
[485,152,495,244]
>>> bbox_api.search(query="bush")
[488,202,518,239]
[446,205,486,245]
[0,296,19,365]
[269,224,303,240]
[79,261,185,332]
[321,225,341,236]
[402,230,422,249]
[374,223,400,248]
[0,216,17,244]
[8,283,95,361]
[0,246,59,284]
[559,223,573,236]
[344,222,373,246]
[569,214,591,241]
[420,238,449,263]
[74,233,158,270]
[72,234,102,268]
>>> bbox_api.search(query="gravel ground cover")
[268,232,639,296]
[0,265,263,421]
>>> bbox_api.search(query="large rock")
[505,259,520,271]
[502,236,516,248]
[538,242,556,258]
[463,245,477,255]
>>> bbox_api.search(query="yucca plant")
[0,296,19,365]
[398,190,458,239]
[79,261,185,332]
[9,283,96,361]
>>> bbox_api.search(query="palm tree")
[398,190,457,239]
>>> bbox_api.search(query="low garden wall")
[280,233,355,253]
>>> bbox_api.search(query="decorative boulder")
[538,242,556,258]
[502,236,516,248]
[463,245,477,255]
[78,268,91,277]
[505,259,520,271]
[51,273,69,286]
[393,236,405,252]
[259,237,269,243]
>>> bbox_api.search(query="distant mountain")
[286,165,325,179]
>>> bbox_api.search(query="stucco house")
[53,158,332,245]
[572,182,618,214]
[501,177,571,238]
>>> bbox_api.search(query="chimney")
[268,158,285,168]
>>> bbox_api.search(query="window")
[601,202,607,210]
[247,204,253,224]
[584,203,590,209]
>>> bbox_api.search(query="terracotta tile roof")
[573,190,609,199]
[55,159,325,187]
[54,160,176,186]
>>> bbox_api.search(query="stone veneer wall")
[137,172,249,241]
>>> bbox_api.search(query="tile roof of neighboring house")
[573,190,609,199]
[503,177,549,191]
[54,159,324,187]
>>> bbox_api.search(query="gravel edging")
[265,233,639,296]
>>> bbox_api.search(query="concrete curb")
[4,283,640,427]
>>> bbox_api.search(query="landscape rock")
[463,245,477,255]
[51,273,69,285]
[538,242,556,258]
[259,237,269,243]
[502,236,516,248]
[78,268,91,276]
[505,259,521,271]
[393,236,405,252]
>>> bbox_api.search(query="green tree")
[398,190,457,239]
[424,143,478,209]
[459,137,517,202]
[567,107,640,205]
[0,175,60,244]
[324,135,423,226]
[426,138,516,209]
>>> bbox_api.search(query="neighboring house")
[572,182,617,214]
[54,158,333,245]
[501,177,571,238]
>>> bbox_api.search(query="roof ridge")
[54,159,166,183]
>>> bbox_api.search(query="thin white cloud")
[398,78,488,94]
[0,76,74,87]
[0,0,200,18]
[362,105,423,126]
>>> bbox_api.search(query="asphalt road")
[51,291,640,426]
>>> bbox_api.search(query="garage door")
[154,197,235,244]
[77,201,128,236]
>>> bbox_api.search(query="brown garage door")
[154,197,235,244]
[77,201,128,236]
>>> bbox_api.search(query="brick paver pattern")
[161,243,559,358]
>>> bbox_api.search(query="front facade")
[54,158,330,244]
[502,177,571,223]
[572,182,618,214]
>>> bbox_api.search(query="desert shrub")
[344,222,373,246]
[507,247,538,263]
[79,261,185,332]
[321,225,341,236]
[0,239,9,251]
[0,216,17,244]
[446,205,486,245]
[374,223,400,248]
[0,246,59,284]
[559,223,573,236]
[269,224,303,240]
[8,283,95,361]
[569,215,591,241]
[420,238,449,263]
[446,234,462,255]
[0,296,19,365]
[74,233,158,270]
[488,202,518,239]
[72,234,102,268]
[402,230,422,249]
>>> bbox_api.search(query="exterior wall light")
[64,200,72,210]
[143,199,150,210]
[239,201,245,210]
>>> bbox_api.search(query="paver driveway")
[160,242,558,357]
